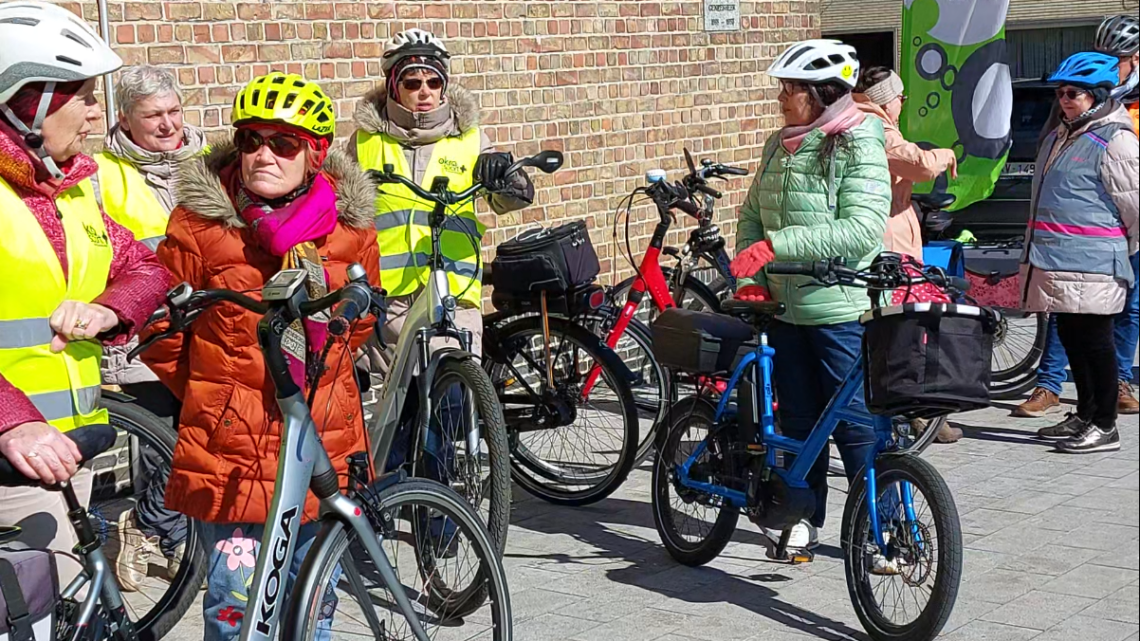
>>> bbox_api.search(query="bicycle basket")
[490,221,600,300]
[0,546,59,641]
[651,308,755,374]
[861,303,998,418]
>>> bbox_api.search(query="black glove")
[474,152,513,192]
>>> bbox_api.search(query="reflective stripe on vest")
[1030,122,1134,286]
[0,176,112,432]
[356,128,485,307]
[93,152,170,250]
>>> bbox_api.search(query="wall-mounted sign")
[705,0,741,32]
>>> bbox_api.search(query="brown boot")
[1120,382,1140,416]
[936,423,963,444]
[1012,387,1060,418]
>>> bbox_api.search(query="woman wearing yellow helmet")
[138,73,379,641]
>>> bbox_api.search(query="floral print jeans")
[201,522,339,641]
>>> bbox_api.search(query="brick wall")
[52,0,820,286]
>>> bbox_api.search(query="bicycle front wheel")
[413,356,510,616]
[842,454,963,641]
[487,315,639,506]
[92,398,206,641]
[287,479,512,641]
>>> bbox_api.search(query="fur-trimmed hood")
[175,140,375,230]
[353,84,480,138]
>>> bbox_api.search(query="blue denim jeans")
[1037,252,1140,393]
[769,321,877,530]
[201,522,338,641]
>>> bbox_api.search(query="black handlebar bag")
[0,545,59,641]
[861,303,998,419]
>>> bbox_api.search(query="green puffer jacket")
[736,117,891,326]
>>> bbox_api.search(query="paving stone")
[1031,615,1137,641]
[1040,564,1138,599]
[980,590,1097,630]
[940,619,1042,641]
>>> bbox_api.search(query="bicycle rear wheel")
[286,479,511,641]
[91,398,206,641]
[582,313,669,467]
[487,315,639,506]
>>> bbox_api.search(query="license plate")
[1001,162,1035,177]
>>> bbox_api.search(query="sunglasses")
[401,77,444,92]
[1055,88,1087,101]
[234,128,305,159]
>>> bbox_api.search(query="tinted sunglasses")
[234,128,305,159]
[401,77,444,92]
[1055,88,1087,101]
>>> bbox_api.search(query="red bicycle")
[582,151,748,465]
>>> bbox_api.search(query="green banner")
[900,0,1013,211]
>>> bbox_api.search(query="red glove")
[735,285,772,302]
[731,240,776,279]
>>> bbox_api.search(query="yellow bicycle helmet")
[232,72,335,139]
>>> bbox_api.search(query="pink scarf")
[780,94,866,154]
[234,171,340,389]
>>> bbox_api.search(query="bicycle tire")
[97,398,206,641]
[652,398,739,567]
[486,315,639,506]
[581,313,669,467]
[286,479,512,641]
[990,310,1047,382]
[842,454,963,641]
[412,357,510,616]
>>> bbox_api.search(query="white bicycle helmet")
[1095,15,1139,57]
[381,28,450,74]
[0,1,121,178]
[769,39,861,89]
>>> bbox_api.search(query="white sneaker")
[762,521,820,550]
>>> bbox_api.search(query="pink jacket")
[0,123,171,433]
[855,96,956,260]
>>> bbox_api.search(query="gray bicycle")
[130,268,512,641]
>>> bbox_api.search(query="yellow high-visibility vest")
[356,128,485,307]
[92,151,170,250]
[0,176,112,431]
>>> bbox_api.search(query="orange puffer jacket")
[141,143,380,524]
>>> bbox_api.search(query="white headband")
[864,71,905,106]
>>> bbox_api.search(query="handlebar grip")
[331,283,372,324]
[674,199,701,217]
[766,262,819,276]
[695,183,723,199]
[0,424,117,487]
[947,276,972,293]
[718,166,749,176]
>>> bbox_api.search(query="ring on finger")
[74,318,90,331]
[27,451,39,459]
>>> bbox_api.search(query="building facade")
[51,0,821,285]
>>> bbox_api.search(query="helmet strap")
[0,81,65,180]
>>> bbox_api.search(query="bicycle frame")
[242,303,433,641]
[674,329,901,555]
[57,484,138,641]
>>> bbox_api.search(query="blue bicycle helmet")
[1048,52,1120,89]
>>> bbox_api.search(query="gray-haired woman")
[94,65,207,592]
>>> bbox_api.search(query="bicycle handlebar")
[765,256,972,295]
[368,149,564,208]
[128,265,385,362]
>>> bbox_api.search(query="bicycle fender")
[423,347,479,386]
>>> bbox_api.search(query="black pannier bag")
[861,303,998,419]
[0,544,60,641]
[651,308,756,375]
[490,221,600,301]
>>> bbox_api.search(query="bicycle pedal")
[790,552,814,565]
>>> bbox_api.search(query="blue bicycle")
[650,255,993,641]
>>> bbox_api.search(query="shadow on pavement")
[510,497,870,641]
